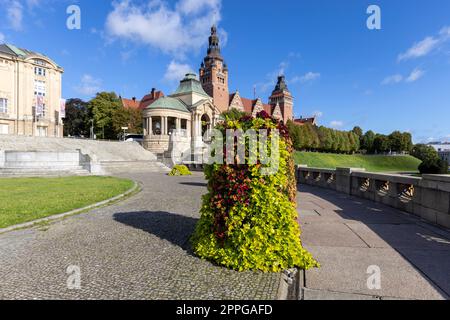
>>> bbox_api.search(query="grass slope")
[294,152,421,173]
[0,176,134,229]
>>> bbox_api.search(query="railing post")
[335,167,365,195]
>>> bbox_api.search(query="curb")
[0,180,140,235]
[277,268,303,300]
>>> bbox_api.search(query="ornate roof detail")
[207,24,221,58]
[273,75,289,93]
[172,73,210,97]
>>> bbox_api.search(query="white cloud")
[7,0,23,31]
[381,74,403,85]
[398,26,450,61]
[382,68,425,85]
[330,120,344,129]
[176,0,220,15]
[291,72,321,84]
[0,32,5,43]
[405,68,425,83]
[105,0,223,58]
[75,74,102,96]
[164,60,193,82]
[398,37,439,61]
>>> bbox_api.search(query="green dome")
[173,73,210,97]
[146,97,190,113]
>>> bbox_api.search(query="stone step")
[0,168,90,177]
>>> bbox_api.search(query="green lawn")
[0,176,134,229]
[294,152,422,173]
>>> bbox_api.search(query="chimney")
[132,97,136,102]
[151,88,156,99]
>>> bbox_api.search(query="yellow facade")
[0,44,64,137]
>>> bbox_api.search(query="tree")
[374,134,390,153]
[388,131,404,153]
[411,144,438,161]
[361,130,376,153]
[88,92,123,140]
[401,132,413,153]
[352,126,363,139]
[419,157,449,174]
[112,106,143,136]
[63,98,90,137]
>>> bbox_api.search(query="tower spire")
[199,24,229,113]
[207,24,221,57]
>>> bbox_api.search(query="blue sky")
[1,0,449,142]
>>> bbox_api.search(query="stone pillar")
[164,117,168,135]
[149,117,152,136]
[336,168,366,195]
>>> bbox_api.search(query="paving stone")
[0,171,281,300]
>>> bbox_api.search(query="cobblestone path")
[0,172,281,300]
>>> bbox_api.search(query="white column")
[149,117,152,136]
[164,116,168,135]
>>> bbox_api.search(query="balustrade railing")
[297,165,450,229]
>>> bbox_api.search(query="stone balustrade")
[296,165,450,229]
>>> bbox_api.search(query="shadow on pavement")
[179,182,208,187]
[298,184,450,299]
[114,211,198,254]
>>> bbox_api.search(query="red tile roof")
[239,97,272,114]
[140,90,165,109]
[122,98,141,110]
[294,117,317,126]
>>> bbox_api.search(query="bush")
[169,165,192,176]
[419,157,449,174]
[191,111,318,272]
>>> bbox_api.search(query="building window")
[0,123,8,135]
[34,67,46,76]
[34,80,46,96]
[0,98,7,113]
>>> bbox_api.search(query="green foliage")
[419,157,448,174]
[286,121,413,155]
[191,113,318,272]
[287,121,359,154]
[352,126,363,138]
[221,108,248,121]
[112,105,143,135]
[373,134,390,153]
[63,98,90,137]
[413,144,449,174]
[361,130,375,153]
[169,165,192,176]
[88,92,123,140]
[411,144,439,161]
[294,152,422,172]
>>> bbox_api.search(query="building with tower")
[139,25,301,158]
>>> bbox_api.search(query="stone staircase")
[0,166,90,177]
[0,135,170,177]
